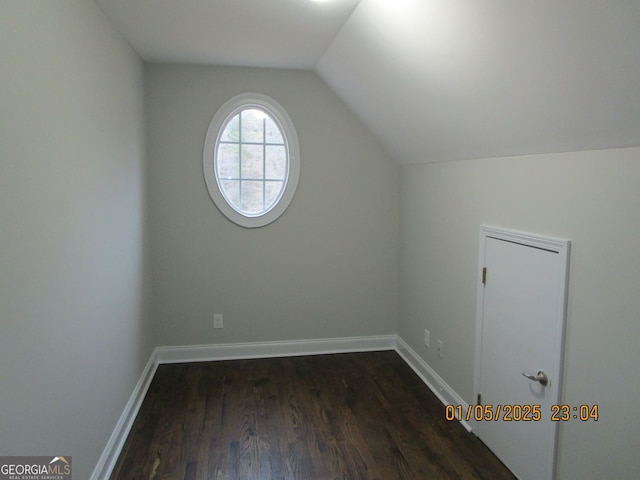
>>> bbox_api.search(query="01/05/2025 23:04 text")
[445,404,599,422]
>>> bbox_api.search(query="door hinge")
[482,267,487,285]
[477,393,482,405]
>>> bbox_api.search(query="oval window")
[203,93,300,228]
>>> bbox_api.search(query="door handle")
[522,370,548,386]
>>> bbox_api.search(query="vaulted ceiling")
[95,0,640,164]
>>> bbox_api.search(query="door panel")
[475,227,570,480]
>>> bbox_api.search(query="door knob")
[522,370,548,386]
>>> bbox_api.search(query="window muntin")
[203,94,300,228]
[216,108,287,216]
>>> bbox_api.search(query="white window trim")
[203,93,300,228]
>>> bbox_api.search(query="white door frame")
[473,225,571,479]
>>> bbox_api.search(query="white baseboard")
[395,336,472,432]
[155,334,397,364]
[90,350,159,480]
[93,333,472,479]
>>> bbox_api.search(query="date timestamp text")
[445,404,599,422]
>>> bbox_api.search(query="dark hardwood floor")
[110,351,515,480]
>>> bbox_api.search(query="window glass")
[203,94,300,228]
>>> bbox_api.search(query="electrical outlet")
[437,339,443,358]
[213,314,224,329]
[424,329,430,348]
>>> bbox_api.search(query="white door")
[474,227,570,480]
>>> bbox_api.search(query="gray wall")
[399,147,640,479]
[0,1,151,478]
[145,64,400,346]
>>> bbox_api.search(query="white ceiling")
[93,0,362,69]
[318,0,640,164]
[95,0,640,164]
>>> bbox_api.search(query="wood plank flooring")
[110,351,515,480]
